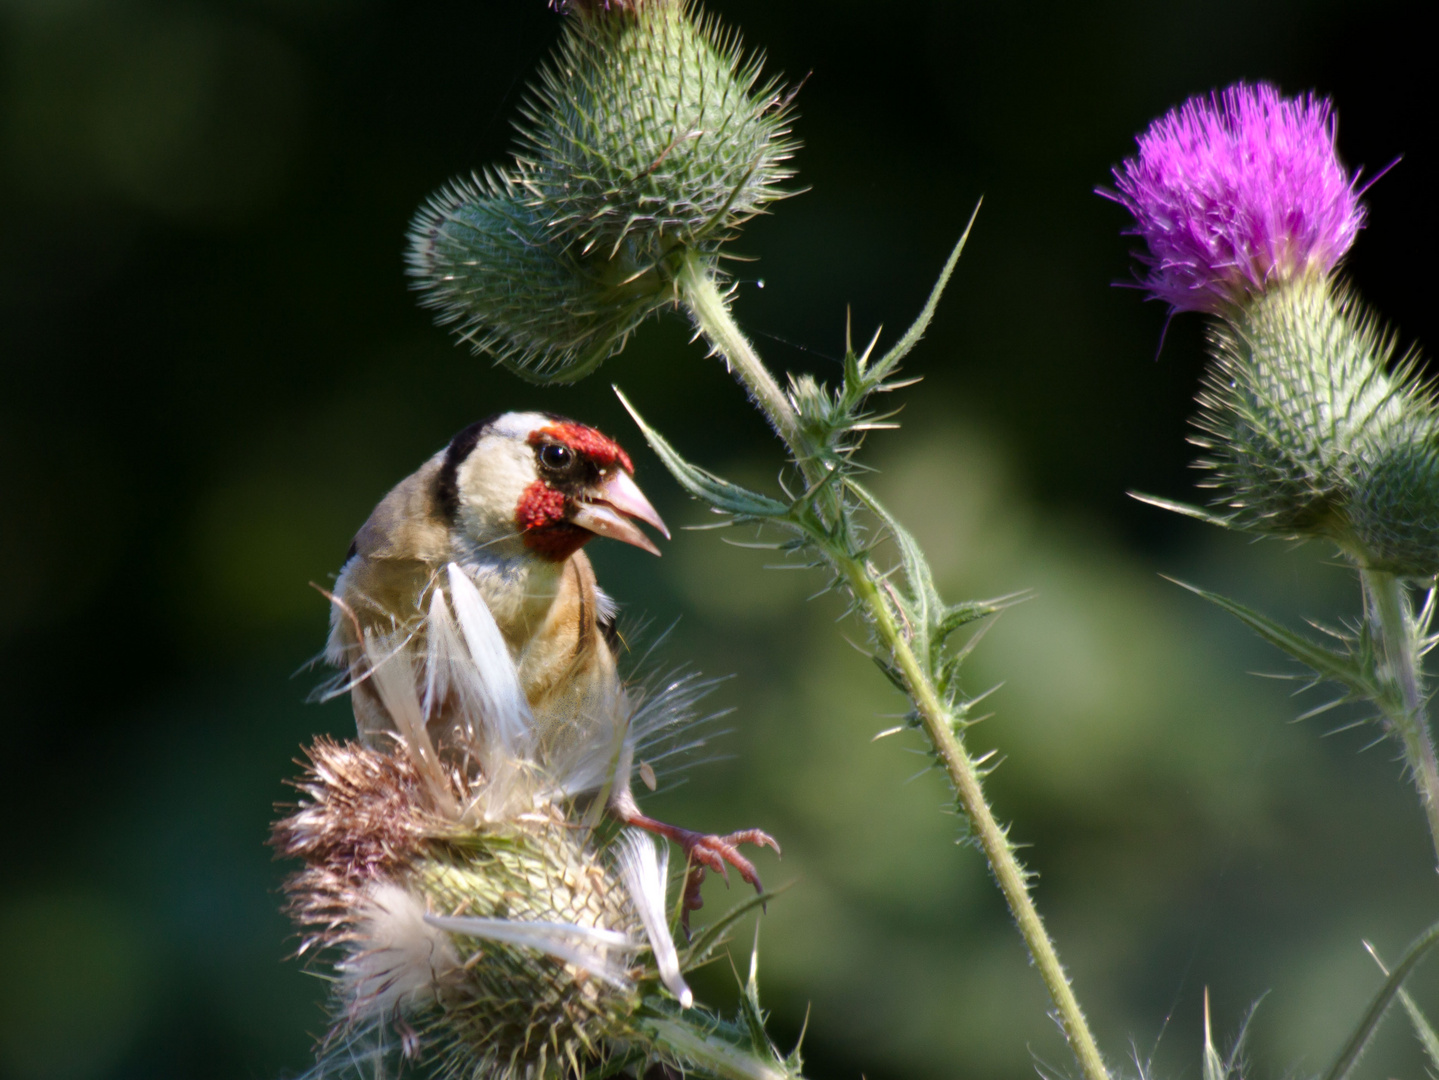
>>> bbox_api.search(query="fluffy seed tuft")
[277,740,651,1079]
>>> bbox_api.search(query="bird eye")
[538,444,574,472]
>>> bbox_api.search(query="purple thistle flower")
[1105,82,1365,315]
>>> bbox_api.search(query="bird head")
[438,412,669,562]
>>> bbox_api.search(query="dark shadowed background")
[3,1,1437,1078]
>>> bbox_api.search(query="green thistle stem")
[676,254,1112,1080]
[839,564,1111,1080]
[676,254,808,457]
[1361,568,1439,868]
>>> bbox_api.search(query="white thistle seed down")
[330,560,720,821]
[339,881,462,1022]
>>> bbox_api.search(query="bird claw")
[615,810,779,934]
[680,829,779,889]
[674,828,779,934]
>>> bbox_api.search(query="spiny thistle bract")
[408,171,677,385]
[406,0,796,383]
[1352,425,1439,577]
[1193,276,1406,537]
[515,0,795,257]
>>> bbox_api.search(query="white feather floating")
[422,586,456,725]
[424,585,499,766]
[615,829,692,1008]
[594,585,619,627]
[424,914,636,990]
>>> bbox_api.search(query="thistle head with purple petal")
[1105,82,1366,316]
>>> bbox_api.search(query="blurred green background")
[2,1,1436,1078]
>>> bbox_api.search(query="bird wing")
[519,551,636,800]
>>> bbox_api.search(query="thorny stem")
[1361,568,1439,870]
[841,565,1111,1080]
[676,255,1113,1080]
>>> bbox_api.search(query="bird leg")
[616,808,779,931]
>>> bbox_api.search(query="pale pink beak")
[569,471,670,556]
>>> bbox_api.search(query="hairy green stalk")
[675,255,807,456]
[838,561,1110,1080]
[675,251,1111,1080]
[1361,569,1439,868]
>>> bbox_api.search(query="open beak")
[569,471,670,556]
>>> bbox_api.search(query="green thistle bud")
[399,827,644,1076]
[518,0,795,259]
[407,0,796,383]
[409,171,673,383]
[1351,425,1439,578]
[1193,275,1404,538]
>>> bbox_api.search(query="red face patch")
[529,422,634,474]
[515,480,567,531]
[515,479,590,561]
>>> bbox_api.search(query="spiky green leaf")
[848,478,942,656]
[617,388,790,517]
[1129,491,1237,530]
[1398,988,1439,1074]
[870,201,981,381]
[1366,941,1439,1074]
[872,655,910,694]
[1166,577,1380,698]
[740,941,773,1053]
[935,594,1028,647]
[1322,919,1439,1080]
[683,884,791,969]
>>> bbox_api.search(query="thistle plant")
[1105,83,1439,863]
[275,4,1439,1078]
[401,2,1111,1079]
[275,621,802,1080]
[1106,82,1439,1076]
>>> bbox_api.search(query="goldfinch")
[324,411,775,910]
